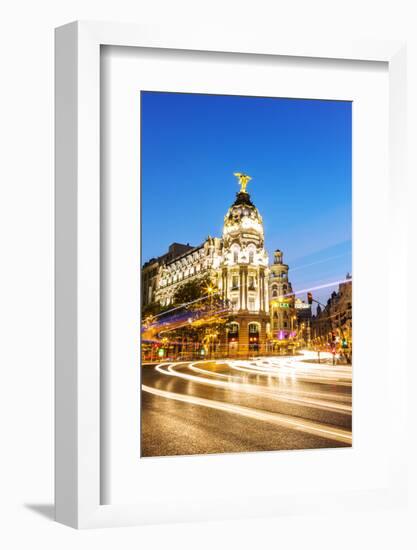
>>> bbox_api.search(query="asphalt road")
[141,350,352,457]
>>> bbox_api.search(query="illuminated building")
[219,178,270,354]
[295,298,312,346]
[311,275,352,354]
[152,237,222,307]
[269,250,297,348]
[144,173,296,354]
[141,242,194,307]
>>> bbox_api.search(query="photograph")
[140,91,352,458]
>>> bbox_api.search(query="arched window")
[233,250,239,263]
[230,322,239,332]
[228,322,239,339]
[248,250,254,263]
[248,323,260,352]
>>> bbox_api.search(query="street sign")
[295,302,310,309]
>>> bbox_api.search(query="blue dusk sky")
[141,91,352,307]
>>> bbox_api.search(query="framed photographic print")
[139,91,353,458]
[55,22,408,528]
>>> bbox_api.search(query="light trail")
[226,356,352,386]
[154,361,351,413]
[288,252,352,273]
[188,363,351,403]
[142,384,352,445]
[150,290,222,319]
[283,278,352,298]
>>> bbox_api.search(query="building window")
[248,323,259,351]
[228,322,239,338]
[249,250,254,263]
[232,275,239,290]
[233,250,238,263]
[248,276,255,290]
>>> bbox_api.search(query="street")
[141,350,352,457]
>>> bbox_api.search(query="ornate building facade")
[218,180,270,353]
[311,275,352,358]
[142,173,297,354]
[269,250,297,348]
[142,242,194,307]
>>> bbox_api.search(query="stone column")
[239,268,243,311]
[264,273,269,313]
[242,267,248,310]
[259,268,264,311]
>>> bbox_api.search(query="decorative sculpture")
[233,172,252,193]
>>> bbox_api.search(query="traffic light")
[307,292,313,305]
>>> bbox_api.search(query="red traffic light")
[307,292,313,305]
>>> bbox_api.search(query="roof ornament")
[233,172,252,194]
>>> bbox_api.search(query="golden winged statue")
[233,172,252,193]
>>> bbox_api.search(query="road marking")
[154,363,351,413]
[142,384,352,445]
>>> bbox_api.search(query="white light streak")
[154,358,351,413]
[142,384,352,445]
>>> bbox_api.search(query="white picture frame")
[55,21,407,529]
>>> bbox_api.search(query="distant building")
[311,275,352,350]
[295,298,312,345]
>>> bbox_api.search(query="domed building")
[147,173,296,355]
[218,175,270,354]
